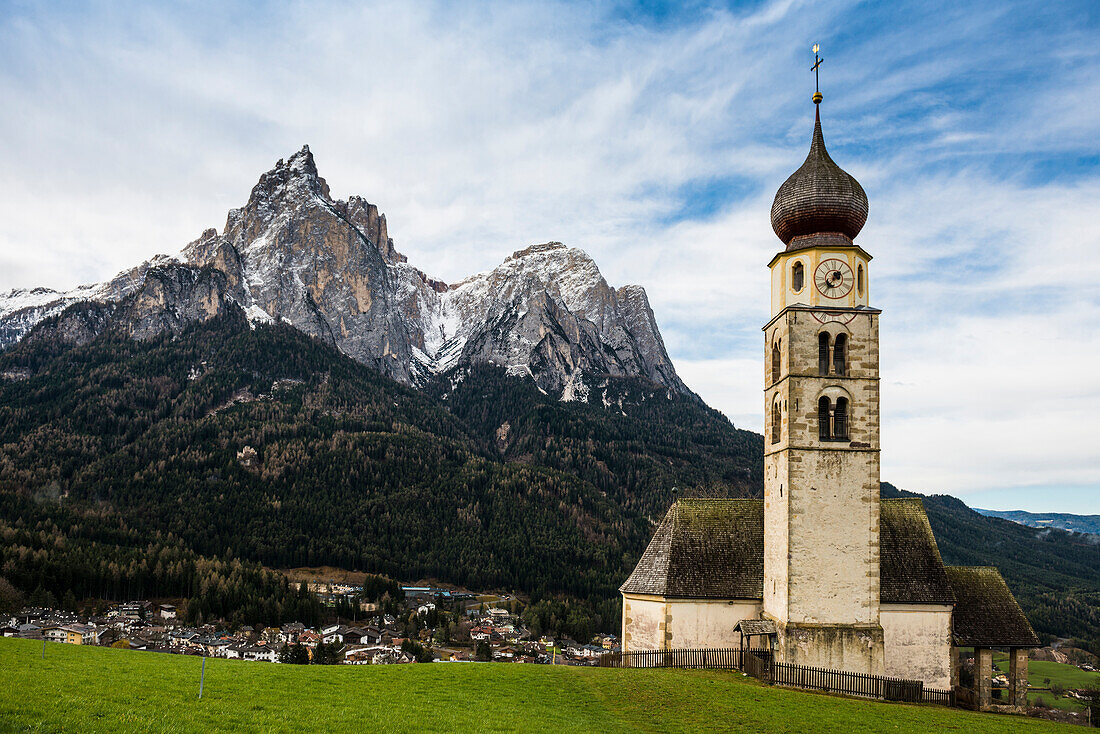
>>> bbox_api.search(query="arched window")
[818,397,831,440]
[771,340,781,383]
[818,332,830,375]
[857,264,864,296]
[792,262,804,292]
[771,398,782,444]
[834,397,849,440]
[833,333,847,376]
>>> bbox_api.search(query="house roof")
[734,619,777,637]
[621,498,953,606]
[945,566,1041,648]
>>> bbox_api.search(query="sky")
[1,0,1097,513]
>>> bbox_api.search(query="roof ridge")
[676,497,761,503]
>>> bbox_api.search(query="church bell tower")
[761,65,885,674]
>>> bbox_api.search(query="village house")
[240,645,278,663]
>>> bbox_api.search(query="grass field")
[993,652,1100,713]
[0,637,1078,733]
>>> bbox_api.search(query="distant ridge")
[974,508,1100,537]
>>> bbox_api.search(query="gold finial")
[811,44,824,104]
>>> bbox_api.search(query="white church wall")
[621,594,666,652]
[880,603,952,689]
[667,599,762,650]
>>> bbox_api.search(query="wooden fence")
[921,687,954,706]
[742,649,772,682]
[603,647,949,707]
[770,660,923,703]
[597,647,744,669]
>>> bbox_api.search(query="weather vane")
[811,43,823,104]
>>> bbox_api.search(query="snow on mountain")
[0,253,182,349]
[0,146,690,400]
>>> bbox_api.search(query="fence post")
[198,653,206,700]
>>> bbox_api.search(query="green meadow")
[993,651,1100,712]
[0,637,1077,733]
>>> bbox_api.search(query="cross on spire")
[811,44,823,105]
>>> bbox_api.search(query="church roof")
[945,566,1041,648]
[620,498,953,605]
[879,499,955,604]
[770,107,868,249]
[619,499,763,599]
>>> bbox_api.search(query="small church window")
[771,341,781,383]
[818,397,831,440]
[792,262,804,292]
[857,264,864,296]
[834,397,849,440]
[818,333,830,375]
[833,333,847,376]
[771,398,781,444]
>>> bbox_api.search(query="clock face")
[815,259,854,299]
[812,311,857,325]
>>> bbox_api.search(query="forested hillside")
[0,308,1096,652]
[428,365,763,520]
[0,309,648,605]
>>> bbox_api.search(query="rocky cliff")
[0,146,689,399]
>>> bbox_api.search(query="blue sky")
[1,0,1097,512]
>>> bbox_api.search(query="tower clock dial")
[815,259,854,299]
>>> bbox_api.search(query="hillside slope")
[0,309,735,605]
[0,638,1074,733]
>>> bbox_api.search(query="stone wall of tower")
[763,303,883,671]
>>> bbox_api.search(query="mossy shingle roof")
[621,498,952,605]
[945,566,1041,648]
[879,498,955,604]
[620,499,763,599]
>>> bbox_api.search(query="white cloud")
[0,0,1097,510]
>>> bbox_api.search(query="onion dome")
[770,107,868,250]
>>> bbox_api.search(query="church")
[619,85,1040,703]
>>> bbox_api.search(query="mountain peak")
[285,144,319,178]
[506,242,567,262]
[1,148,691,401]
[247,145,331,210]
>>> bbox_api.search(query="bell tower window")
[834,397,849,440]
[857,264,864,296]
[818,397,831,440]
[792,262,804,292]
[771,340,781,384]
[818,333,830,375]
[833,333,847,376]
[771,397,782,444]
[817,395,851,441]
